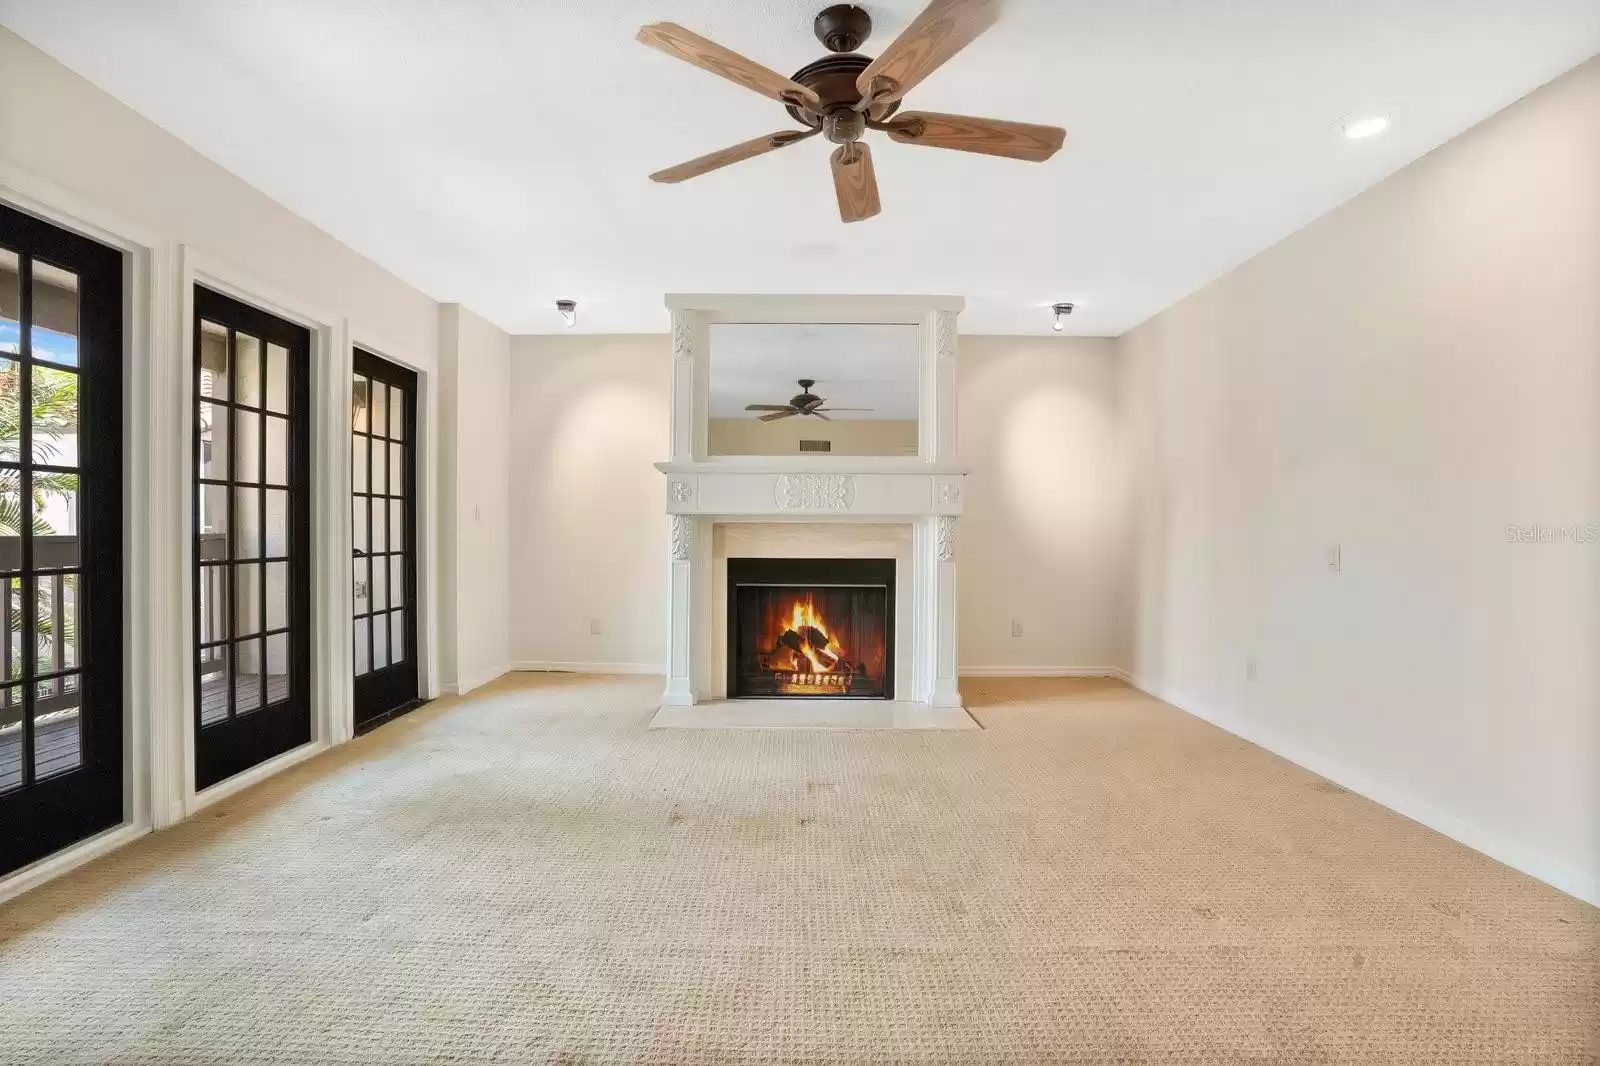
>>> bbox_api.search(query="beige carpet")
[0,675,1594,1064]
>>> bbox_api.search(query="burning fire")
[741,587,882,696]
[784,595,843,674]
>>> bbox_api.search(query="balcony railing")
[0,534,83,788]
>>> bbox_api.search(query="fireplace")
[727,558,894,699]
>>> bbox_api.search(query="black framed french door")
[350,348,418,731]
[0,202,123,877]
[192,287,311,790]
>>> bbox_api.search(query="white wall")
[0,27,439,365]
[509,335,671,672]
[958,337,1128,673]
[439,305,512,693]
[1119,57,1600,902]
[507,333,1129,677]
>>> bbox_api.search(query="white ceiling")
[3,1,1596,336]
[709,323,920,419]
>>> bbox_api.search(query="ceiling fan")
[745,379,871,421]
[638,0,1065,222]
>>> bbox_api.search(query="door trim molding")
[0,165,166,856]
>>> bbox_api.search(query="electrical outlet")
[1245,657,1258,683]
[1326,543,1341,573]
[1011,619,1024,638]
[589,618,602,636]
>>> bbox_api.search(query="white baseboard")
[961,666,1132,681]
[452,664,512,695]
[514,661,665,676]
[0,822,151,907]
[190,739,329,815]
[1127,675,1600,907]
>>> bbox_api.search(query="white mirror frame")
[664,294,963,466]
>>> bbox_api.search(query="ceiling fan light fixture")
[556,299,577,328]
[1051,302,1075,331]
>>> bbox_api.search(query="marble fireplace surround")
[653,295,970,723]
[713,523,913,702]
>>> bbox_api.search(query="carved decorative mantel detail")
[773,474,856,512]
[669,480,694,505]
[935,515,958,561]
[934,310,956,362]
[671,312,694,363]
[669,514,694,560]
[939,481,961,506]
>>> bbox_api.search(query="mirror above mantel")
[663,293,962,468]
[708,322,920,457]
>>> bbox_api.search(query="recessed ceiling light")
[1342,115,1390,140]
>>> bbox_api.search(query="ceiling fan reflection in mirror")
[745,379,872,422]
[638,0,1066,223]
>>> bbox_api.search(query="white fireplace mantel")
[655,294,967,714]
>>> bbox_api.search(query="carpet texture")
[0,674,1594,1064]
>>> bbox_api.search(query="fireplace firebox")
[727,558,894,699]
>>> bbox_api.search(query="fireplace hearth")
[728,558,894,699]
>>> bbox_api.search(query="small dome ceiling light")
[1342,115,1390,140]
[556,299,577,328]
[1052,302,1075,331]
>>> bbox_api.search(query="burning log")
[775,625,840,672]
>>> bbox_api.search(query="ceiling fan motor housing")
[784,53,901,128]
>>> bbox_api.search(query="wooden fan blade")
[759,409,798,421]
[745,404,796,411]
[830,143,881,224]
[650,129,816,184]
[638,23,821,109]
[814,407,873,412]
[808,411,833,421]
[855,0,1001,108]
[886,111,1065,162]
